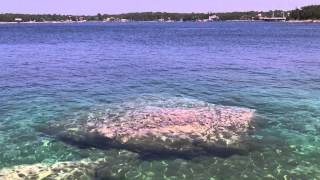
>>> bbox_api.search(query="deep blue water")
[1,22,320,179]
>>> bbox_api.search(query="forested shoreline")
[0,5,319,22]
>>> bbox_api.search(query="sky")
[1,0,320,15]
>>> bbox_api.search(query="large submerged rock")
[88,106,255,157]
[40,97,257,157]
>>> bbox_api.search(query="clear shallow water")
[0,22,320,179]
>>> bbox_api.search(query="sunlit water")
[0,22,320,179]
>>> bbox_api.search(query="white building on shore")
[202,15,220,22]
[14,18,23,22]
[208,15,220,21]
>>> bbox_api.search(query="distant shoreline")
[1,5,320,23]
[1,20,320,24]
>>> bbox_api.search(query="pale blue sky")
[1,0,319,15]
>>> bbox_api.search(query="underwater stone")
[76,106,256,157]
[0,160,96,180]
[0,158,127,180]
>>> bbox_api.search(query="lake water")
[0,22,320,179]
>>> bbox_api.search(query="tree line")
[0,5,319,22]
[289,5,320,20]
[0,12,243,22]
[0,12,278,22]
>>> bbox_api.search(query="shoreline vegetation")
[0,5,320,24]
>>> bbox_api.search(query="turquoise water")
[0,22,320,179]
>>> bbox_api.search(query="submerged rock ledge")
[46,103,256,158]
[0,159,98,180]
[0,155,135,180]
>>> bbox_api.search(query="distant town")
[0,5,319,24]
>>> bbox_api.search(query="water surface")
[1,22,320,179]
